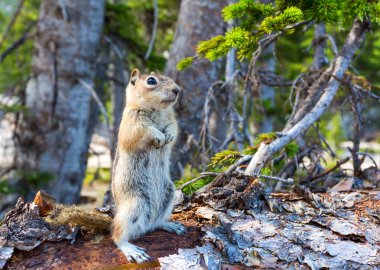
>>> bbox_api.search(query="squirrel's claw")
[159,221,187,235]
[164,134,175,145]
[120,243,152,263]
[152,133,166,149]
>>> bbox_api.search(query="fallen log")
[1,183,380,269]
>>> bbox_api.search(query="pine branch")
[245,19,370,174]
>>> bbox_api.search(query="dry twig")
[309,156,350,181]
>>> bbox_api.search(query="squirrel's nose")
[172,87,180,95]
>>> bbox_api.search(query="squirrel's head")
[126,69,180,110]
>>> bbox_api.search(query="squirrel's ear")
[130,69,140,86]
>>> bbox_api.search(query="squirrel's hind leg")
[112,202,152,263]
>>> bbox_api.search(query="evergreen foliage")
[208,132,299,177]
[177,0,380,67]
[175,175,215,195]
[0,0,380,197]
[208,150,242,169]
[259,6,303,34]
[176,57,194,71]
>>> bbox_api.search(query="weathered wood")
[162,188,380,269]
[2,185,379,269]
[4,224,201,270]
[0,197,74,269]
[0,192,202,269]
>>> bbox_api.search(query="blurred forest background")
[0,0,379,217]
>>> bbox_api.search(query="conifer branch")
[245,19,370,174]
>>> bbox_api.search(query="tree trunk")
[165,0,228,180]
[14,0,105,203]
[259,42,276,133]
[110,51,128,157]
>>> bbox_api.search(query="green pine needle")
[259,6,303,34]
[208,150,243,169]
[284,142,299,158]
[176,57,195,71]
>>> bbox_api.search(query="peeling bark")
[0,193,202,270]
[1,185,380,269]
[163,186,380,269]
[0,197,74,269]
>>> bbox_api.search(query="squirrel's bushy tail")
[44,204,112,231]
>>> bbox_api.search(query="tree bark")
[14,0,105,203]
[109,49,128,157]
[259,42,276,133]
[312,24,329,70]
[246,19,370,174]
[165,0,228,180]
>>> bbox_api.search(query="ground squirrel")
[111,69,185,263]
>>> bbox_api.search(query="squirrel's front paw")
[152,132,166,149]
[164,133,176,145]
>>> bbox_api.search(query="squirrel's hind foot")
[159,221,187,235]
[119,242,151,263]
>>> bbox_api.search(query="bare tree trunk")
[312,24,329,70]
[259,42,276,133]
[14,0,105,203]
[165,0,228,180]
[109,51,128,156]
[246,19,369,174]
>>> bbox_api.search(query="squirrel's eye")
[147,77,157,86]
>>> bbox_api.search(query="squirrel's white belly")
[112,147,175,235]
